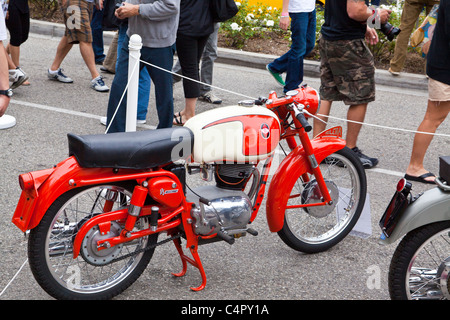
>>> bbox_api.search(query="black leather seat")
[68,128,194,169]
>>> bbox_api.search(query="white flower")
[235,2,241,6]
[266,20,274,27]
[245,13,255,22]
[230,22,242,31]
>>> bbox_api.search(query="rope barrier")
[137,58,450,139]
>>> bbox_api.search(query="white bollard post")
[126,34,142,132]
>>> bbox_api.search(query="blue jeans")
[91,7,105,63]
[268,10,316,93]
[106,35,174,132]
[117,25,151,121]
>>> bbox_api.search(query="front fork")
[285,131,333,205]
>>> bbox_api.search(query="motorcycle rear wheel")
[28,183,158,300]
[277,147,367,253]
[388,221,450,300]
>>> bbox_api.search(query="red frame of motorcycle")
[12,87,346,291]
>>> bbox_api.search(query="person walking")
[47,0,109,92]
[266,0,316,94]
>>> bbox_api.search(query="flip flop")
[404,172,436,184]
[173,112,184,126]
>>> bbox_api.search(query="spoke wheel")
[28,183,157,300]
[389,221,450,300]
[278,147,367,253]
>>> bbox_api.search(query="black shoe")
[351,147,378,169]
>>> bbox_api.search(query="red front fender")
[266,136,346,232]
[12,156,154,232]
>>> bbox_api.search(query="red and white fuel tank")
[184,106,281,163]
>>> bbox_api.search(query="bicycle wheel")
[389,221,450,300]
[28,183,157,300]
[277,147,367,253]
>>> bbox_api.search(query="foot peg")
[216,230,235,245]
[246,228,258,236]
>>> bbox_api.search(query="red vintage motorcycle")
[12,85,366,299]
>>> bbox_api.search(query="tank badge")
[260,123,270,139]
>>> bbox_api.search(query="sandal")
[404,172,436,184]
[173,112,184,126]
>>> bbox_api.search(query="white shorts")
[0,7,7,41]
[428,78,450,102]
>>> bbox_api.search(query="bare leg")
[79,41,100,80]
[406,100,450,181]
[0,44,11,116]
[6,44,20,67]
[345,103,367,149]
[50,35,73,71]
[174,97,197,125]
[313,100,332,137]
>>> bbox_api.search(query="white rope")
[0,258,28,298]
[139,59,258,101]
[304,110,450,138]
[140,58,450,139]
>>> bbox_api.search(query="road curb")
[30,19,429,92]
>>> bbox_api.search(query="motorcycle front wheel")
[277,147,367,253]
[388,221,450,300]
[28,183,158,300]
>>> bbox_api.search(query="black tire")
[28,183,158,300]
[388,221,450,300]
[278,147,367,253]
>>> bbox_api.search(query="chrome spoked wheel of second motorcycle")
[278,147,367,253]
[389,221,450,300]
[27,183,157,300]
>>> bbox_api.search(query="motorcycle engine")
[189,185,253,237]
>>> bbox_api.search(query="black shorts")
[6,3,30,46]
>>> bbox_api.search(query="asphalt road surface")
[0,33,449,303]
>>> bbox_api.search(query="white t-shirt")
[0,0,6,42]
[288,0,316,13]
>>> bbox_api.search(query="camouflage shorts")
[62,0,93,44]
[319,38,375,105]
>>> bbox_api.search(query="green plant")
[220,1,285,49]
[29,0,60,20]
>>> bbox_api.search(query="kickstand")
[172,238,207,291]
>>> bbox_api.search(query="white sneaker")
[200,92,222,104]
[48,68,73,83]
[91,76,109,92]
[9,67,29,89]
[137,119,147,124]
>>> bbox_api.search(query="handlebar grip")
[296,112,312,132]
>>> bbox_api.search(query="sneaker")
[388,67,400,76]
[91,75,109,92]
[9,67,29,89]
[351,147,379,169]
[137,119,147,124]
[266,64,285,86]
[200,92,222,104]
[48,68,73,83]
